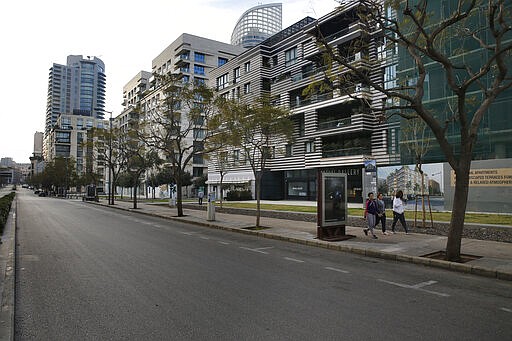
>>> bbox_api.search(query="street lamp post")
[108,111,113,205]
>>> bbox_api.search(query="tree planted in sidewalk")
[215,96,294,227]
[139,73,221,216]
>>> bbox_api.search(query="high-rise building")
[231,3,282,48]
[44,55,106,163]
[44,55,106,136]
[30,132,44,177]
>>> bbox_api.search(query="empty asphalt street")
[14,191,512,340]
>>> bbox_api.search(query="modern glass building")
[393,1,512,163]
[231,3,282,48]
[45,55,106,136]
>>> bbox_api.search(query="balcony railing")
[318,117,351,130]
[322,146,369,158]
[290,92,333,109]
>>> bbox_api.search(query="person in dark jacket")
[376,193,388,235]
[363,192,378,239]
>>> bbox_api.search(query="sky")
[0,0,338,164]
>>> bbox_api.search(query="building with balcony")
[209,3,396,203]
[231,3,282,49]
[47,113,108,192]
[135,33,244,180]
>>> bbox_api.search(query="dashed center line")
[200,236,210,240]
[501,307,512,313]
[324,267,349,274]
[218,241,230,245]
[180,232,198,236]
[239,246,273,254]
[284,257,305,263]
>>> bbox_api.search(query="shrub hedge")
[226,190,252,201]
[0,192,15,233]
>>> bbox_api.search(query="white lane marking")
[200,236,210,240]
[180,231,198,236]
[501,308,512,313]
[284,257,305,263]
[324,267,349,274]
[239,246,273,254]
[410,280,438,289]
[152,224,162,228]
[218,241,230,245]
[378,279,450,297]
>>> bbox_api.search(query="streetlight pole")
[108,111,113,205]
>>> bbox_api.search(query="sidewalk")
[90,199,512,281]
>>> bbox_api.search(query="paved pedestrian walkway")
[90,199,512,281]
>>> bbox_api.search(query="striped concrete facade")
[209,3,399,203]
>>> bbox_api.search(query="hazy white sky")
[0,0,337,163]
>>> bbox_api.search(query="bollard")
[207,192,215,221]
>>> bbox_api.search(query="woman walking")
[391,190,409,234]
[376,193,387,235]
[363,192,378,239]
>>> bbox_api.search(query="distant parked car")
[34,190,41,194]
[38,192,47,197]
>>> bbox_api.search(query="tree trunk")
[176,176,184,217]
[133,181,138,209]
[445,160,471,262]
[219,173,225,209]
[255,174,261,228]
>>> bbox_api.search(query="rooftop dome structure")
[231,3,282,48]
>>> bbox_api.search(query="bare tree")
[139,74,221,216]
[216,97,294,228]
[316,0,512,261]
[401,115,433,228]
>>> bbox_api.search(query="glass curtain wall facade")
[231,3,282,48]
[395,1,512,163]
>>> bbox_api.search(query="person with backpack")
[391,190,409,234]
[363,192,378,239]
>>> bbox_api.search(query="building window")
[244,83,251,94]
[233,149,240,164]
[285,144,293,157]
[194,52,205,63]
[194,65,205,75]
[193,154,204,164]
[244,61,251,73]
[233,67,240,84]
[193,128,205,139]
[285,47,298,67]
[193,167,204,177]
[218,57,228,66]
[305,141,315,153]
[194,77,206,85]
[217,73,229,90]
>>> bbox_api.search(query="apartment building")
[136,33,244,178]
[209,3,397,203]
[47,114,108,191]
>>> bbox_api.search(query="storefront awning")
[206,171,254,184]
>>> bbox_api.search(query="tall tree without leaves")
[140,74,220,216]
[317,0,512,261]
[216,97,294,228]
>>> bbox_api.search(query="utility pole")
[108,111,113,205]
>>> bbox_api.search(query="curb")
[0,198,16,341]
[90,202,512,282]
